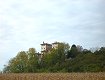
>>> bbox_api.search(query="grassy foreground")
[0,73,105,80]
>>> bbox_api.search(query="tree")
[3,51,28,73]
[3,42,105,73]
[41,42,70,72]
[15,51,28,72]
[27,48,38,72]
[67,44,79,58]
[3,65,10,73]
[3,48,38,73]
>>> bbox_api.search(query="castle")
[37,41,59,60]
[41,41,59,54]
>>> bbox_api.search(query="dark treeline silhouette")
[3,42,105,73]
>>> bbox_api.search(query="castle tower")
[52,42,59,49]
[40,41,52,54]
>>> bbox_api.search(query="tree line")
[3,42,105,73]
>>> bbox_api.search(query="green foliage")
[27,48,38,72]
[5,51,28,73]
[3,43,105,73]
[3,48,38,73]
[67,44,79,58]
[66,50,105,72]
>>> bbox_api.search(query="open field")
[0,73,105,80]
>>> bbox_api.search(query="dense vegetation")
[3,42,105,73]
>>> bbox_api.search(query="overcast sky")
[0,0,105,71]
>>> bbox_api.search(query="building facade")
[40,41,59,54]
[52,42,59,49]
[40,42,52,54]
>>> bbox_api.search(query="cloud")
[0,0,105,70]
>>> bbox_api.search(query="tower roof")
[52,42,59,44]
[40,42,51,46]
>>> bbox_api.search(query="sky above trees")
[0,0,105,70]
